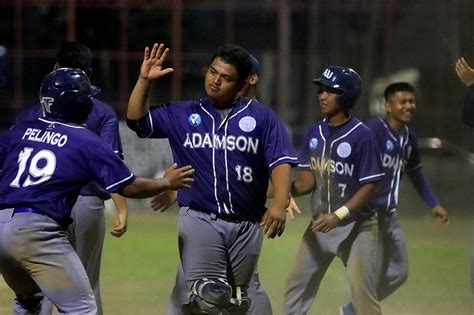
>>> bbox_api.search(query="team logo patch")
[239,116,256,132]
[386,140,394,151]
[336,142,352,158]
[40,97,54,113]
[309,138,318,150]
[188,113,202,127]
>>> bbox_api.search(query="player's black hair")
[384,82,415,101]
[56,41,93,71]
[209,45,252,82]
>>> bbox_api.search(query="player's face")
[385,91,416,125]
[317,85,343,117]
[205,57,244,108]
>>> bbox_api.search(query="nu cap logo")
[322,69,334,79]
[40,97,54,113]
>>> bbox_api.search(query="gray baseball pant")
[283,216,380,315]
[41,196,105,315]
[178,207,262,307]
[0,208,97,314]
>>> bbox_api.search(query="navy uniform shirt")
[127,97,298,220]
[19,98,124,199]
[0,117,135,225]
[298,117,384,222]
[366,117,437,214]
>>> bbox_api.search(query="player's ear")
[53,62,60,71]
[249,74,258,86]
[384,101,391,113]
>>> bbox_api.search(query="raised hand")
[455,57,474,87]
[140,43,174,81]
[163,163,195,190]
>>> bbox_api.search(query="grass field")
[0,209,471,315]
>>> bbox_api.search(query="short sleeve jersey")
[127,97,298,219]
[0,118,135,225]
[365,117,421,213]
[298,117,384,222]
[19,99,124,199]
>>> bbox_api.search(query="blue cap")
[249,54,260,76]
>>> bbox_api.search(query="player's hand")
[140,43,174,81]
[151,190,177,212]
[455,57,474,87]
[261,205,286,239]
[311,213,340,233]
[286,196,302,221]
[110,211,128,238]
[163,163,195,190]
[432,204,449,224]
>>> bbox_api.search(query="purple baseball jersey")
[298,117,384,222]
[365,117,423,213]
[0,117,135,226]
[19,99,124,199]
[127,97,298,219]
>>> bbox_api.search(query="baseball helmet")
[312,66,362,108]
[39,68,101,124]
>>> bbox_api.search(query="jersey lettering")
[183,132,259,154]
[22,128,68,148]
[309,156,354,176]
[382,153,405,170]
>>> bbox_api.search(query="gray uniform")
[19,99,125,315]
[127,96,298,311]
[283,118,384,315]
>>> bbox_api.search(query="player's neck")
[327,111,350,127]
[386,116,405,132]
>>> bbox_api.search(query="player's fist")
[140,43,174,81]
[311,213,340,233]
[164,163,195,190]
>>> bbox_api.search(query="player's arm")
[311,182,377,233]
[118,164,194,198]
[127,43,174,120]
[109,193,129,237]
[406,168,449,224]
[261,163,291,239]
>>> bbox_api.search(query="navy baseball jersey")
[19,99,124,199]
[298,117,384,222]
[127,97,298,219]
[365,117,431,213]
[0,117,135,226]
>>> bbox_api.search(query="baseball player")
[0,68,194,314]
[155,54,275,315]
[127,43,298,314]
[454,57,474,302]
[339,82,449,314]
[282,66,384,315]
[17,41,128,315]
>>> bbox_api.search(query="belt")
[13,207,44,215]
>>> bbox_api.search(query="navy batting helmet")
[39,68,100,124]
[313,66,362,109]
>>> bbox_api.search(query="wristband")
[334,206,350,221]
